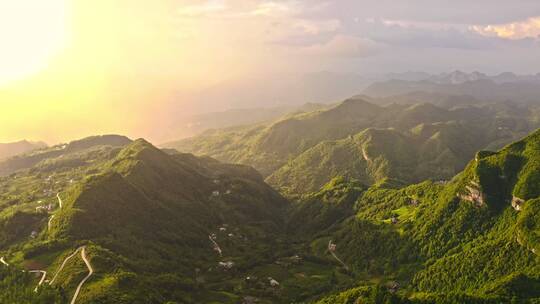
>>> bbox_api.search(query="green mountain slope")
[303,129,540,303]
[167,99,539,195]
[3,136,329,303]
[267,118,531,196]
[1,130,540,303]
[167,99,386,176]
[0,135,131,177]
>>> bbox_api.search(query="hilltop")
[0,140,47,161]
[168,98,540,195]
[0,135,317,303]
[0,135,131,176]
[296,129,540,303]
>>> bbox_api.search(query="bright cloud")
[471,17,540,40]
[250,1,292,17]
[177,0,226,17]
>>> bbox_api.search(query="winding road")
[57,193,63,209]
[209,235,223,257]
[49,247,82,285]
[328,240,349,270]
[49,246,94,304]
[46,193,63,231]
[1,257,47,293]
[0,256,9,266]
[29,270,47,292]
[70,246,93,304]
[47,215,55,231]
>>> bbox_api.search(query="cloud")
[295,35,379,58]
[298,0,540,26]
[356,18,498,50]
[170,0,540,81]
[250,2,292,17]
[177,0,226,17]
[471,16,540,40]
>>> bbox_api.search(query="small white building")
[328,242,336,252]
[218,261,234,269]
[268,277,280,287]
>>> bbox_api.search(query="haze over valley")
[1,1,540,303]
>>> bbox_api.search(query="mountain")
[296,129,540,303]
[384,71,431,82]
[165,99,389,176]
[363,77,540,103]
[167,98,539,195]
[267,124,478,195]
[165,103,330,141]
[387,70,540,85]
[1,129,540,303]
[0,140,47,160]
[0,136,298,303]
[356,91,487,108]
[0,135,131,177]
[428,70,489,84]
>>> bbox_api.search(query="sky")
[1,0,540,144]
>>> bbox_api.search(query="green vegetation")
[167,99,540,196]
[1,128,540,303]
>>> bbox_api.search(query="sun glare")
[0,0,69,86]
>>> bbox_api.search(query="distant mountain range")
[166,98,540,196]
[0,140,47,161]
[164,70,540,142]
[167,102,330,140]
[383,70,540,85]
[363,71,540,103]
[0,135,131,176]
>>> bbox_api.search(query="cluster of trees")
[0,267,65,303]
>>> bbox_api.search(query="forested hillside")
[168,98,539,196]
[307,129,540,303]
[1,129,539,303]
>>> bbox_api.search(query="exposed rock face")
[458,181,485,207]
[407,198,419,206]
[511,196,525,211]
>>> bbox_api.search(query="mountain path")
[29,270,47,292]
[70,246,93,304]
[361,147,371,163]
[48,215,55,231]
[328,240,349,270]
[49,247,81,285]
[47,193,63,232]
[0,256,9,266]
[209,235,223,257]
[57,193,63,208]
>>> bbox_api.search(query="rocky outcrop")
[511,196,525,211]
[458,181,485,207]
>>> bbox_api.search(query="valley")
[0,120,539,303]
[2,1,540,302]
